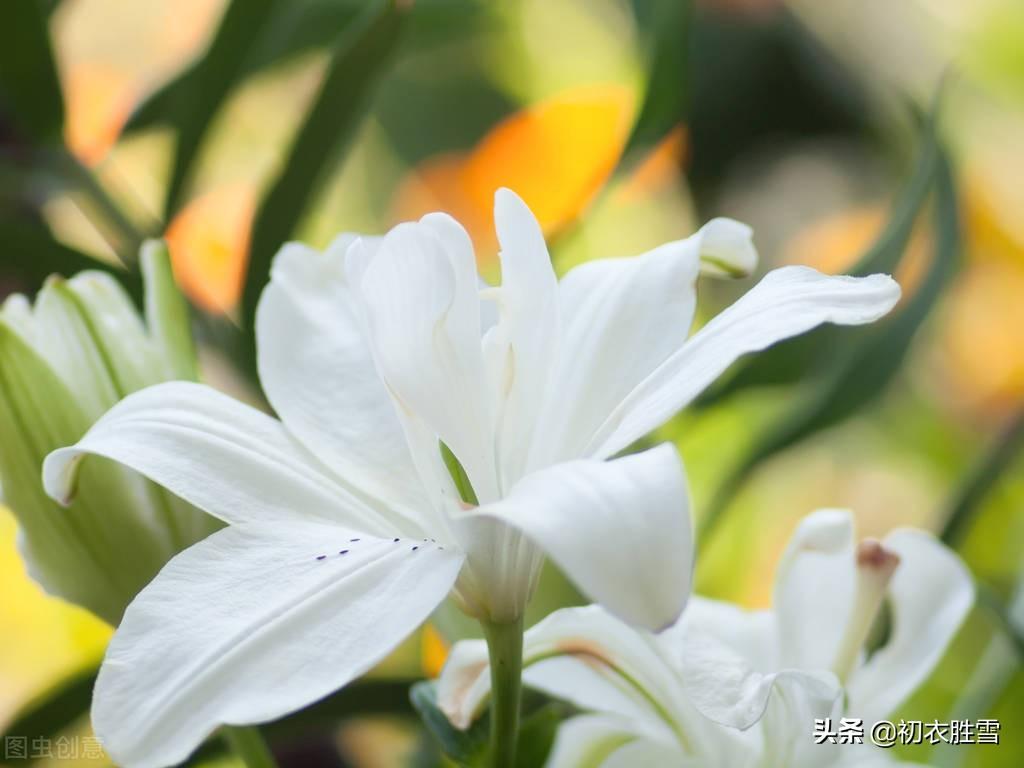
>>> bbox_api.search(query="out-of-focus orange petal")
[964,170,1024,267]
[63,64,134,166]
[390,151,489,247]
[462,84,635,234]
[392,84,637,264]
[944,260,1024,412]
[420,623,450,679]
[164,184,254,313]
[614,124,688,204]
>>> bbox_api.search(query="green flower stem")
[481,616,524,768]
[222,725,278,768]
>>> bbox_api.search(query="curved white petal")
[540,218,755,465]
[662,596,841,749]
[438,605,686,741]
[467,443,693,630]
[357,219,498,501]
[757,668,844,768]
[545,716,678,768]
[846,529,974,723]
[695,218,758,278]
[491,188,560,486]
[586,267,901,458]
[43,382,405,535]
[93,522,463,768]
[772,509,857,671]
[661,596,777,674]
[678,624,840,732]
[256,237,428,516]
[835,747,932,767]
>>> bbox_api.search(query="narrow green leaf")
[441,441,480,506]
[695,107,940,408]
[0,0,64,142]
[941,408,1024,547]
[623,0,694,158]
[141,240,199,381]
[161,0,278,218]
[123,0,363,136]
[240,0,406,343]
[700,146,961,544]
[410,680,489,767]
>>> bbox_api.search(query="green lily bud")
[0,241,221,624]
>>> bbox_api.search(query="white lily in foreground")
[437,509,973,767]
[44,190,898,767]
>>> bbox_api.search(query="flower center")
[831,538,900,682]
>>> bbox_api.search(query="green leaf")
[141,240,199,381]
[0,0,64,142]
[941,408,1024,547]
[695,106,940,408]
[0,212,140,298]
[513,703,563,768]
[623,0,694,158]
[700,145,961,543]
[161,0,279,218]
[240,0,406,345]
[411,680,489,767]
[0,666,97,744]
[123,0,364,136]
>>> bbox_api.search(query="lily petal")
[757,668,844,768]
[545,715,679,768]
[43,381,407,535]
[586,267,901,458]
[661,596,776,675]
[438,605,685,740]
[602,740,692,768]
[256,238,429,516]
[358,219,498,501]
[678,623,840,732]
[540,218,754,464]
[491,188,560,486]
[845,529,974,723]
[772,509,857,671]
[468,443,693,630]
[92,522,463,768]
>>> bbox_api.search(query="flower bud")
[0,241,220,624]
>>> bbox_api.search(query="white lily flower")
[438,509,972,767]
[44,190,898,767]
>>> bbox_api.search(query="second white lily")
[438,509,973,767]
[44,190,898,767]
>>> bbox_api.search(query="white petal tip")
[698,217,758,278]
[42,448,82,507]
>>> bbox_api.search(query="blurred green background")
[0,0,1022,766]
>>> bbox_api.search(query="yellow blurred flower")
[420,624,450,680]
[0,510,110,727]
